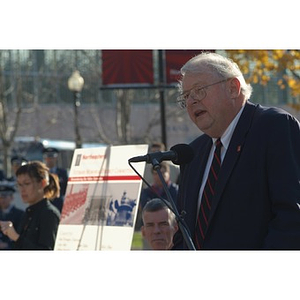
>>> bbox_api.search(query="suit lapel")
[208,102,258,224]
[184,136,212,231]
[193,137,212,189]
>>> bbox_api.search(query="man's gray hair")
[179,52,253,100]
[142,198,177,226]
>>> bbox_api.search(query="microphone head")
[170,144,194,165]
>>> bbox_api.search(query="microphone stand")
[151,159,196,250]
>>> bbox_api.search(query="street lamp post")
[68,70,84,149]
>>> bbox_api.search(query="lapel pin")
[237,145,242,152]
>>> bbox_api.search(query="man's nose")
[153,224,161,233]
[186,92,200,106]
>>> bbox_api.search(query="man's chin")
[151,240,167,250]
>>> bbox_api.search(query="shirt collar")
[213,105,245,150]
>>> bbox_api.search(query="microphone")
[128,143,194,165]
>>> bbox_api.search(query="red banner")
[165,50,214,84]
[102,50,154,85]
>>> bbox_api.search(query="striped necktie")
[195,138,222,249]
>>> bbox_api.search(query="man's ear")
[228,77,241,98]
[174,223,179,233]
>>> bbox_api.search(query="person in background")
[173,52,300,250]
[0,182,24,249]
[0,161,61,250]
[140,161,178,210]
[137,162,179,249]
[136,161,179,233]
[0,170,6,181]
[8,155,28,181]
[141,198,178,250]
[7,155,28,211]
[43,147,68,212]
[143,142,180,185]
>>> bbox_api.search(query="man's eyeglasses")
[177,79,228,109]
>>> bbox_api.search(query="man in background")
[0,182,24,249]
[7,155,28,210]
[141,198,178,250]
[43,147,68,212]
[143,142,180,185]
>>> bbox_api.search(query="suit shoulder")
[255,103,295,118]
[57,168,68,175]
[42,200,61,220]
[253,104,299,127]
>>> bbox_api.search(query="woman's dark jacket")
[14,199,60,250]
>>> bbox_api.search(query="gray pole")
[158,50,167,148]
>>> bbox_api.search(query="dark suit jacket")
[173,101,300,250]
[50,167,68,212]
[54,167,68,197]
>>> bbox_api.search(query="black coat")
[173,101,300,250]
[51,167,68,197]
[14,199,60,250]
[0,206,25,249]
[50,167,69,213]
[140,182,179,209]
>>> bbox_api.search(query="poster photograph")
[54,144,148,250]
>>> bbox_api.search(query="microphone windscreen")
[170,144,194,165]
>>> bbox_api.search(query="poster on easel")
[54,144,148,250]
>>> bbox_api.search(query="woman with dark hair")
[0,161,61,250]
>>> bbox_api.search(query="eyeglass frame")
[177,78,229,109]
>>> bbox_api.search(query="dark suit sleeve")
[263,113,300,249]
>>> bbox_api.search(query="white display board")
[54,144,148,250]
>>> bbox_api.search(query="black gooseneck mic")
[128,143,194,165]
[128,143,196,250]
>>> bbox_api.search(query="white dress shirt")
[197,105,245,214]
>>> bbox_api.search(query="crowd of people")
[1,52,299,250]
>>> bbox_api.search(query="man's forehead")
[181,74,210,90]
[143,209,169,221]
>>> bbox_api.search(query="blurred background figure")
[0,182,24,250]
[141,198,178,250]
[0,170,5,181]
[7,155,28,210]
[8,155,28,181]
[143,142,180,186]
[139,162,179,212]
[43,147,68,212]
